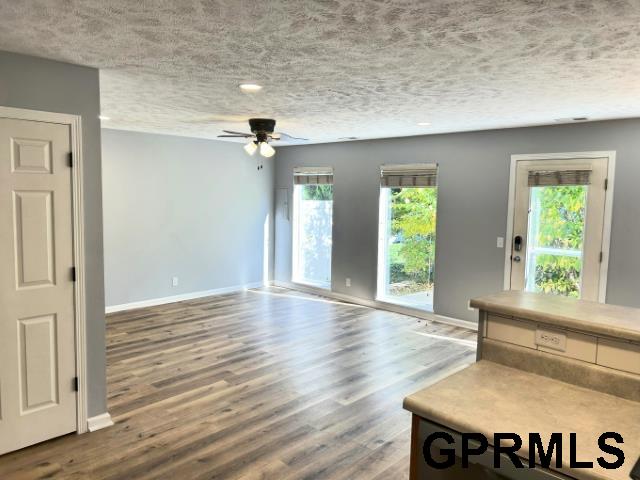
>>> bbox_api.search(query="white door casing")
[0,110,85,454]
[505,152,615,303]
[274,187,290,282]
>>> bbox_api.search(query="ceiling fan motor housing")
[249,118,276,140]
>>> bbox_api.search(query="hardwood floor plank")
[0,286,476,479]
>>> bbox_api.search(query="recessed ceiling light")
[239,83,263,92]
[99,115,110,121]
[417,122,431,126]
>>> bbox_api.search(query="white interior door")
[509,157,608,301]
[0,117,77,454]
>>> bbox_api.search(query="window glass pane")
[525,185,587,297]
[293,184,333,287]
[378,186,437,310]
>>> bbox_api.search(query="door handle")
[513,255,521,263]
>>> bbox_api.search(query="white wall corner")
[87,412,114,432]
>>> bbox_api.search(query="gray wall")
[102,129,274,307]
[274,119,640,322]
[0,51,106,416]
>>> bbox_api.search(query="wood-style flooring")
[0,287,476,479]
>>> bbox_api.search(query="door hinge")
[73,377,79,392]
[71,267,76,282]
[67,152,73,168]
[604,178,608,190]
[599,251,604,263]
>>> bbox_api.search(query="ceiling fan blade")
[217,134,252,138]
[183,114,249,125]
[223,130,253,136]
[276,132,309,141]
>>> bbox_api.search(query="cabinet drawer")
[486,314,536,349]
[597,339,640,375]
[536,329,597,363]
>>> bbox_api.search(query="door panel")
[0,117,76,455]
[13,190,56,288]
[509,158,608,301]
[19,314,59,413]
[11,137,53,174]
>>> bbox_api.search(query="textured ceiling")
[1,0,640,144]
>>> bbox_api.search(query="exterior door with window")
[509,157,609,301]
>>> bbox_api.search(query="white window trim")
[376,187,391,302]
[0,106,88,433]
[504,151,616,303]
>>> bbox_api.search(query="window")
[525,183,587,297]
[292,167,333,288]
[377,164,438,311]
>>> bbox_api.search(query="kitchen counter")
[404,360,640,480]
[470,290,640,343]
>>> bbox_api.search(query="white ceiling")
[1,0,640,144]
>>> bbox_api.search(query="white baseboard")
[434,313,478,330]
[106,282,265,313]
[87,412,114,432]
[271,281,478,331]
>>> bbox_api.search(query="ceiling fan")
[218,118,308,158]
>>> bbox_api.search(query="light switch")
[497,237,504,248]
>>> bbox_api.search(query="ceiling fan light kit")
[259,141,275,157]
[218,118,309,160]
[243,141,258,156]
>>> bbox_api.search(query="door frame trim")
[0,106,88,434]
[504,151,616,303]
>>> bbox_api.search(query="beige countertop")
[403,361,640,480]
[470,291,640,343]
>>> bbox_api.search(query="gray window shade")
[528,169,591,187]
[380,164,438,187]
[293,166,333,185]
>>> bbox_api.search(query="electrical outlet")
[345,277,351,287]
[497,237,504,248]
[172,276,179,287]
[467,300,475,311]
[535,329,567,352]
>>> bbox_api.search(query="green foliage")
[384,184,587,299]
[534,255,581,298]
[530,186,586,297]
[389,187,437,284]
[389,262,409,283]
[532,186,585,250]
[302,184,333,200]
